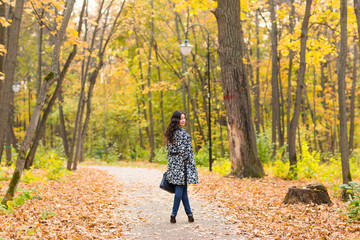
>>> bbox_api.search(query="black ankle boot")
[170,215,176,223]
[188,215,194,222]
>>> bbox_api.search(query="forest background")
[0,0,360,205]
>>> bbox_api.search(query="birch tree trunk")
[287,0,312,176]
[213,0,264,178]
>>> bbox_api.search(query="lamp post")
[12,81,20,93]
[179,24,212,171]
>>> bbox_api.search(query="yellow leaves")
[0,17,10,28]
[0,44,7,56]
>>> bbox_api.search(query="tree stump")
[283,183,332,205]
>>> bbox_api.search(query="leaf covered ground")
[0,163,360,239]
[195,170,360,239]
[0,168,126,239]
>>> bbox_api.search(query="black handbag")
[160,172,175,193]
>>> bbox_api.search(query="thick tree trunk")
[288,0,312,176]
[0,0,25,164]
[213,0,264,178]
[0,1,6,162]
[2,0,75,204]
[338,0,352,188]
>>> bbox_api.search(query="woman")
[164,110,199,224]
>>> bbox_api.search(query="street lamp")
[12,81,20,93]
[179,23,212,172]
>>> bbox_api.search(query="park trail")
[87,166,247,240]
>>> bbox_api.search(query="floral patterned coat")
[166,127,199,185]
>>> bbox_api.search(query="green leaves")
[340,182,360,222]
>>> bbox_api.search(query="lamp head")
[179,39,193,56]
[12,82,20,93]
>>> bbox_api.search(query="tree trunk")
[24,0,86,169]
[154,43,166,140]
[146,0,155,161]
[133,17,150,149]
[24,48,77,170]
[278,52,284,148]
[0,0,6,162]
[349,41,357,152]
[288,0,312,176]
[58,86,69,158]
[2,0,75,204]
[254,9,261,134]
[37,9,44,98]
[74,0,125,167]
[287,0,295,154]
[270,0,280,157]
[213,0,264,178]
[0,0,25,165]
[338,0,352,189]
[352,0,360,149]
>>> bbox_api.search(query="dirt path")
[88,166,245,240]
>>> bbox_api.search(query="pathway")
[88,166,245,240]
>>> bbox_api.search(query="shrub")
[194,146,209,167]
[213,157,231,176]
[33,146,70,180]
[340,182,360,222]
[153,147,168,165]
[256,131,273,164]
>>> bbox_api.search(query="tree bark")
[0,0,6,162]
[287,0,295,154]
[0,0,25,165]
[58,86,69,158]
[146,0,155,161]
[270,0,280,157]
[349,42,356,152]
[352,0,360,149]
[254,9,261,134]
[2,0,75,204]
[213,0,264,178]
[288,0,312,176]
[338,0,352,188]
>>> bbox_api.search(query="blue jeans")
[171,185,192,216]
